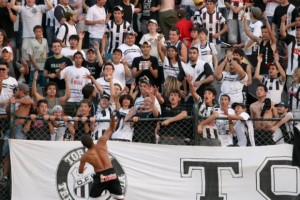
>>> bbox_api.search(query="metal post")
[193,101,199,145]
[9,103,15,139]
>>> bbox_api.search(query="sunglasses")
[0,68,6,71]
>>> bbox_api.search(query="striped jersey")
[262,75,285,104]
[105,19,133,54]
[200,11,226,43]
[284,34,300,75]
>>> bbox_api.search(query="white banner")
[10,140,300,200]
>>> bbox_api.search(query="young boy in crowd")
[228,102,255,147]
[27,25,48,87]
[52,105,75,141]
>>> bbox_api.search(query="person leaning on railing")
[250,84,278,146]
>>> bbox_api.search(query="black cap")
[101,93,110,100]
[232,102,246,109]
[139,76,150,85]
[274,101,288,108]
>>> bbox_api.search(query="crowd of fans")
[0,0,300,185]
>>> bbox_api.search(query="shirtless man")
[79,114,124,200]
[1,83,33,186]
[250,84,278,146]
[159,0,178,40]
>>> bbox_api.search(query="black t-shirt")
[120,2,133,24]
[139,0,161,21]
[0,7,17,37]
[85,61,102,79]
[132,56,159,85]
[272,4,296,34]
[28,120,51,140]
[44,55,73,89]
[161,99,186,118]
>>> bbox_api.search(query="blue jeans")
[46,26,55,50]
[29,70,47,87]
[2,125,27,156]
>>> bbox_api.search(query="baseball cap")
[53,105,63,112]
[232,102,246,109]
[101,93,110,100]
[1,46,13,53]
[16,83,29,94]
[139,76,150,85]
[274,102,288,108]
[125,31,135,37]
[251,7,262,19]
[114,5,123,12]
[142,41,151,46]
[87,48,96,53]
[147,19,158,25]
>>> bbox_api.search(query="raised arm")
[243,16,260,44]
[99,113,115,142]
[263,12,277,44]
[10,0,19,12]
[32,71,43,101]
[157,34,165,62]
[59,74,71,105]
[254,54,263,82]
[280,15,287,39]
[44,0,53,12]
[85,73,104,94]
[274,52,286,82]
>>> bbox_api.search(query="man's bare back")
[79,114,124,200]
[79,113,115,173]
[160,0,175,11]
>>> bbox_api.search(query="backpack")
[55,23,69,45]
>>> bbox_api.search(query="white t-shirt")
[96,77,123,95]
[265,2,279,17]
[26,38,49,70]
[139,33,165,66]
[215,108,235,146]
[0,77,18,114]
[60,66,91,102]
[56,22,77,47]
[112,63,128,88]
[134,95,161,115]
[118,43,142,84]
[61,48,86,61]
[220,72,248,104]
[85,4,106,39]
[19,5,47,38]
[195,42,218,70]
[234,112,255,147]
[162,56,182,79]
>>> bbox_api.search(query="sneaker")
[0,177,8,187]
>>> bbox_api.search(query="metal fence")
[0,103,299,199]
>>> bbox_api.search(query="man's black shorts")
[89,168,124,199]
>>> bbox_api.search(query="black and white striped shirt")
[200,11,226,43]
[262,75,285,104]
[105,19,133,54]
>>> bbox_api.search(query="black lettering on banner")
[256,156,300,200]
[181,158,242,200]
